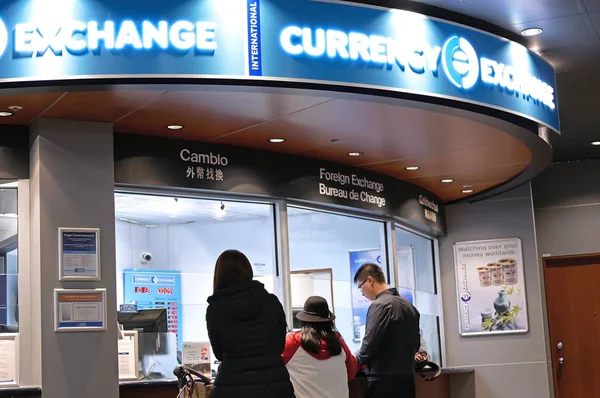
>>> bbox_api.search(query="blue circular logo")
[460,292,472,302]
[442,36,479,90]
[151,276,158,284]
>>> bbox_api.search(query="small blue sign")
[247,0,263,76]
[120,304,139,313]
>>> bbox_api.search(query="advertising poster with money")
[454,238,528,336]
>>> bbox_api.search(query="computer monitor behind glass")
[117,308,167,333]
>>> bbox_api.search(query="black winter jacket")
[206,280,295,398]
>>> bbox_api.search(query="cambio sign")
[279,28,555,111]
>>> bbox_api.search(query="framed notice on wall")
[454,238,529,336]
[0,334,18,386]
[54,289,107,332]
[58,227,101,281]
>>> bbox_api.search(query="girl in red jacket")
[282,296,357,398]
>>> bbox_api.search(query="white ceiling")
[114,193,273,226]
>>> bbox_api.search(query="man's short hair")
[354,263,386,284]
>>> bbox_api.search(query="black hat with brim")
[296,296,336,323]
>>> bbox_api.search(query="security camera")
[141,252,153,264]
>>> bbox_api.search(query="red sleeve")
[338,333,357,381]
[282,332,302,365]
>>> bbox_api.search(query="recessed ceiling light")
[521,28,543,37]
[463,184,472,188]
[269,138,285,143]
[441,179,454,183]
[166,124,184,130]
[591,141,600,146]
[348,152,364,157]
[462,189,474,194]
[405,166,420,171]
[0,111,13,117]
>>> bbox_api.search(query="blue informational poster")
[60,229,99,279]
[123,269,183,352]
[349,249,414,342]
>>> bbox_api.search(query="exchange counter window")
[0,189,18,335]
[395,226,441,364]
[115,193,279,380]
[287,206,389,353]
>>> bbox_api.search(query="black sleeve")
[355,302,393,366]
[273,295,288,354]
[206,304,223,361]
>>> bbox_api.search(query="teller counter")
[119,368,474,398]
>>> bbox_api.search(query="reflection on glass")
[287,207,388,352]
[115,193,278,379]
[0,189,18,334]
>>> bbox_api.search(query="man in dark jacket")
[354,263,421,398]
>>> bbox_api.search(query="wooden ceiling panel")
[115,90,332,140]
[212,121,346,153]
[43,91,167,123]
[406,163,530,193]
[363,140,531,179]
[0,88,536,202]
[0,92,66,125]
[435,181,511,202]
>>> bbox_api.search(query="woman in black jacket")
[206,249,295,398]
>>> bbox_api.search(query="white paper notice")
[118,334,137,380]
[0,339,16,384]
[73,303,101,322]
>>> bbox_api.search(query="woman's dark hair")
[301,321,342,356]
[213,249,254,291]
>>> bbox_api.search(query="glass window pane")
[395,227,435,294]
[395,226,440,364]
[115,193,278,379]
[0,189,18,333]
[288,206,389,352]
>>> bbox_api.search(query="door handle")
[558,357,565,366]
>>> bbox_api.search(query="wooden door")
[544,254,600,398]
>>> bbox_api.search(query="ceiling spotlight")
[0,111,13,117]
[591,141,600,146]
[8,105,22,112]
[269,138,285,143]
[441,179,454,183]
[348,152,364,157]
[405,166,420,171]
[462,189,474,194]
[521,28,543,37]
[166,124,184,130]
[463,184,472,188]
